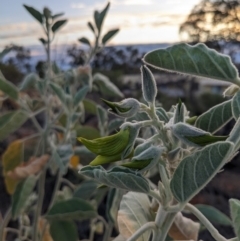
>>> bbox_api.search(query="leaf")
[168,212,200,240]
[229,199,240,239]
[39,38,47,45]
[78,128,129,156]
[12,175,37,219]
[73,180,98,200]
[7,155,49,180]
[23,5,43,24]
[97,105,108,135]
[118,192,153,241]
[173,100,185,124]
[227,117,240,152]
[78,37,91,46]
[170,142,233,203]
[232,91,240,120]
[83,99,97,114]
[106,188,124,224]
[156,107,169,123]
[102,29,119,44]
[143,43,240,85]
[76,125,100,140]
[49,83,66,105]
[140,65,157,104]
[73,86,89,107]
[195,204,232,226]
[223,84,240,97]
[195,100,232,133]
[81,166,150,193]
[87,21,95,34]
[89,152,123,166]
[0,111,28,141]
[52,13,64,19]
[108,118,124,133]
[93,73,123,98]
[46,198,97,220]
[52,19,67,33]
[19,73,39,91]
[0,71,18,100]
[49,220,78,241]
[94,2,110,32]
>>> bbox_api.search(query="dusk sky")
[0,0,200,49]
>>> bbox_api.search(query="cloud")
[122,0,153,5]
[70,3,85,9]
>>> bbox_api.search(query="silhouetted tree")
[180,0,240,45]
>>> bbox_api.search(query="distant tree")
[180,0,240,45]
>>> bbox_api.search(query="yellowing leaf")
[168,212,200,240]
[38,218,53,241]
[6,155,49,180]
[2,140,24,194]
[70,155,80,169]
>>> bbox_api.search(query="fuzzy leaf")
[230,199,240,239]
[49,220,78,241]
[73,180,98,200]
[49,83,66,105]
[46,198,97,220]
[80,166,150,193]
[20,73,39,91]
[108,118,124,133]
[96,105,108,136]
[12,175,37,219]
[227,117,240,152]
[102,29,119,44]
[52,19,67,33]
[118,192,153,241]
[73,86,89,107]
[173,100,185,124]
[23,5,43,24]
[0,111,28,141]
[93,73,123,98]
[232,91,240,120]
[83,99,97,114]
[170,142,233,203]
[195,100,232,133]
[156,107,169,123]
[143,43,240,85]
[141,65,157,104]
[52,13,64,19]
[195,204,232,226]
[78,37,91,46]
[94,2,110,32]
[78,128,129,156]
[0,71,18,100]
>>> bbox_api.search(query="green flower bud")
[102,98,140,118]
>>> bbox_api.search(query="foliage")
[0,2,122,241]
[79,43,240,241]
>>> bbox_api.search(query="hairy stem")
[127,222,156,241]
[185,203,228,241]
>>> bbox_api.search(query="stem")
[61,178,76,190]
[102,222,113,241]
[0,208,11,241]
[185,203,227,241]
[127,222,156,241]
[32,168,46,241]
[148,190,162,203]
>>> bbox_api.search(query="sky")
[0,0,200,49]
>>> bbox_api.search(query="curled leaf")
[78,128,130,156]
[7,155,49,180]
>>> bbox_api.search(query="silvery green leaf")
[232,91,240,120]
[0,71,18,100]
[49,82,66,106]
[134,141,152,156]
[106,188,125,224]
[73,180,98,200]
[223,84,240,97]
[93,73,123,98]
[143,43,240,85]
[118,192,153,241]
[170,141,233,203]
[12,176,37,219]
[108,118,124,133]
[173,100,185,124]
[229,199,240,239]
[186,116,197,125]
[103,98,140,118]
[73,86,89,107]
[23,5,43,24]
[140,65,157,105]
[19,73,39,91]
[195,100,232,133]
[121,123,141,159]
[156,107,169,123]
[227,117,240,152]
[102,29,119,45]
[171,122,227,147]
[123,146,165,171]
[97,105,108,136]
[127,112,150,122]
[195,204,232,226]
[167,147,182,164]
[80,166,150,193]
[94,2,110,32]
